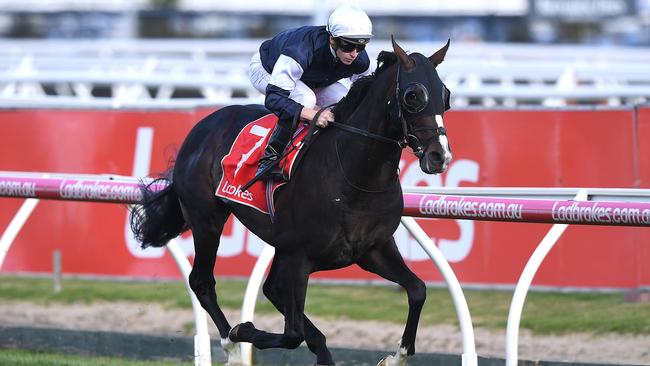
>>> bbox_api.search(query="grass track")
[1,275,649,335]
[0,349,202,366]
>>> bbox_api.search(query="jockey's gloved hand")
[301,107,335,128]
[315,108,335,128]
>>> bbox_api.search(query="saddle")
[215,114,312,216]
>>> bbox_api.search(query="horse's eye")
[402,83,428,113]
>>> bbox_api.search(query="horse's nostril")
[430,151,443,163]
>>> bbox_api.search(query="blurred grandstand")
[0,0,649,107]
[0,0,648,44]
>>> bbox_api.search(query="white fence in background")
[1,39,650,108]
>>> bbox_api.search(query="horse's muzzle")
[419,150,451,174]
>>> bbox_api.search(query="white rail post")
[505,189,588,366]
[166,239,212,366]
[400,217,477,366]
[0,198,39,270]
[240,244,275,365]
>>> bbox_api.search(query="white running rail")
[505,189,588,366]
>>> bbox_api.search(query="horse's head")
[391,38,452,174]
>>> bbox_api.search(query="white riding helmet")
[326,5,373,44]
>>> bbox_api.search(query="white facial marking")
[434,114,445,128]
[435,114,453,168]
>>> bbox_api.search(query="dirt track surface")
[1,301,649,365]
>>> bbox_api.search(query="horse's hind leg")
[180,200,238,357]
[262,256,334,365]
[358,238,427,366]
[229,254,310,352]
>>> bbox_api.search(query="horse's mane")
[333,51,398,121]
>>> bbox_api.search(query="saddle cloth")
[215,113,308,214]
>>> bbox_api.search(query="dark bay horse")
[130,38,452,366]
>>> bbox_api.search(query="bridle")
[328,61,447,158]
[392,63,447,158]
[317,57,449,193]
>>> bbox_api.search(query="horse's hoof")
[221,337,243,366]
[228,321,255,343]
[376,354,407,366]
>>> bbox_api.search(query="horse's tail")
[129,176,189,248]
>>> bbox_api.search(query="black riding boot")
[255,121,293,181]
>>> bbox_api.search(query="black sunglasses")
[336,38,366,53]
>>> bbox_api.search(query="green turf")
[1,275,649,336]
[0,349,201,366]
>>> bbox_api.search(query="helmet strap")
[329,36,342,60]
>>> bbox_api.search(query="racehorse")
[130,38,452,366]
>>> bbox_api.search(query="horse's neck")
[347,81,395,135]
[334,84,402,191]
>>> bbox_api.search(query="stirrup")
[256,158,287,181]
[241,156,286,192]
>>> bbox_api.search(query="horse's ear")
[429,39,450,67]
[391,35,414,70]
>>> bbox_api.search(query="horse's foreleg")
[358,238,427,365]
[229,254,310,351]
[263,257,334,365]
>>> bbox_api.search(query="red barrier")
[638,107,650,188]
[0,107,648,289]
[636,106,650,286]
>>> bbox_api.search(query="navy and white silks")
[249,25,373,122]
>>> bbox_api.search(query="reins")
[305,103,405,149]
[321,102,402,194]
[334,137,398,193]
[328,121,405,148]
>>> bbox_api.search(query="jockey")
[249,5,374,181]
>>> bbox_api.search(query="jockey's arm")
[266,54,333,128]
[265,55,303,122]
[265,86,333,129]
